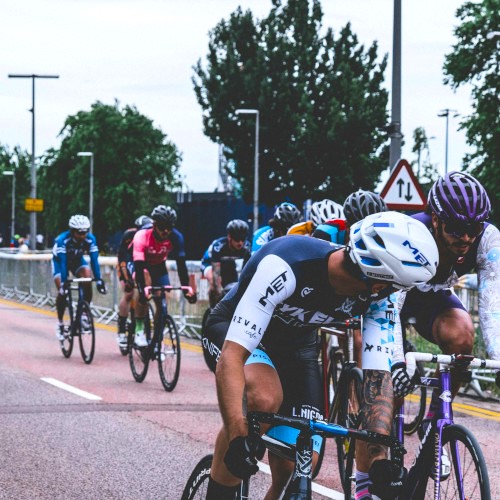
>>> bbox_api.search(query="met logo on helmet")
[402,240,430,266]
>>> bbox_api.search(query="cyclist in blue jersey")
[202,211,439,500]
[201,219,251,307]
[392,172,500,431]
[251,202,302,253]
[52,215,107,340]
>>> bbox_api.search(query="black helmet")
[226,219,249,241]
[343,190,387,226]
[151,205,177,228]
[134,215,153,229]
[274,202,302,228]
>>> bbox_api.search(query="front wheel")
[60,300,74,358]
[422,424,490,500]
[181,455,213,500]
[78,302,95,364]
[158,314,181,392]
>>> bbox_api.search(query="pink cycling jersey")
[132,228,174,265]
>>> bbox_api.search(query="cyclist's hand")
[183,290,197,304]
[96,279,107,295]
[58,286,66,297]
[391,362,415,398]
[369,459,407,499]
[224,435,265,479]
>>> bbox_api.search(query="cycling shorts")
[52,256,89,279]
[400,288,466,344]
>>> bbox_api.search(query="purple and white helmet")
[428,171,490,223]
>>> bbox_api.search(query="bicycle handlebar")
[144,285,194,295]
[405,352,500,378]
[320,318,362,334]
[64,278,97,285]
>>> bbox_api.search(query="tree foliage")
[193,0,389,206]
[38,101,182,241]
[443,0,500,222]
[0,144,32,240]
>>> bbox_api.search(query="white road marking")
[41,377,102,401]
[258,462,344,499]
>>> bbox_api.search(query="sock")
[118,315,127,333]
[355,471,372,500]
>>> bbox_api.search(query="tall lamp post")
[8,73,59,249]
[77,152,94,231]
[235,109,259,233]
[438,109,458,175]
[3,170,16,244]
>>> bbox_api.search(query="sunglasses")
[75,230,89,235]
[442,220,484,238]
[155,222,172,232]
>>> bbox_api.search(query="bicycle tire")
[181,454,213,500]
[420,424,490,500]
[158,314,181,392]
[332,365,363,497]
[78,301,95,364]
[60,299,74,358]
[403,339,427,435]
[128,308,152,383]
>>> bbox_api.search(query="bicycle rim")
[78,302,95,364]
[60,301,74,358]
[181,455,213,500]
[158,315,181,392]
[422,424,490,500]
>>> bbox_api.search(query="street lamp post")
[235,109,259,233]
[438,109,458,175]
[8,73,59,249]
[77,152,94,231]
[3,170,16,244]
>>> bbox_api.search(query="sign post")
[380,159,426,211]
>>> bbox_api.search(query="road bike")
[59,277,97,364]
[181,410,404,500]
[128,285,193,392]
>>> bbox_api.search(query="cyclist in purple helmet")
[392,171,500,435]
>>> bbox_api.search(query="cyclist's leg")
[52,257,66,323]
[75,258,92,302]
[117,261,135,335]
[150,263,170,326]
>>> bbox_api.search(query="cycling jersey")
[399,212,500,360]
[52,230,101,282]
[251,225,274,253]
[200,236,251,287]
[287,221,315,236]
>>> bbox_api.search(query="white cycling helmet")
[310,199,344,226]
[68,214,91,231]
[348,211,438,288]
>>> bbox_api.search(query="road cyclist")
[201,210,439,499]
[52,215,107,345]
[287,198,344,236]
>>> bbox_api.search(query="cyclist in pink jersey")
[132,205,197,346]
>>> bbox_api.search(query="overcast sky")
[1,0,471,193]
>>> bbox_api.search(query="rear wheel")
[60,300,74,358]
[129,310,152,382]
[181,455,213,500]
[158,314,181,391]
[78,302,95,364]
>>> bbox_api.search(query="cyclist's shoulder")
[54,230,71,245]
[287,220,314,236]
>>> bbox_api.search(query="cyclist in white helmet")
[202,211,438,499]
[52,215,107,341]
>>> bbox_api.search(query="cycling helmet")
[68,214,90,231]
[150,205,177,228]
[310,199,344,226]
[274,202,302,227]
[428,171,490,223]
[226,219,249,241]
[134,215,153,229]
[348,211,438,288]
[343,190,388,226]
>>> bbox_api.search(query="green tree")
[38,101,182,242]
[443,0,500,222]
[0,144,32,242]
[410,127,439,195]
[193,0,389,205]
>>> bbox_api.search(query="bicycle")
[181,410,404,499]
[59,277,97,364]
[128,285,193,392]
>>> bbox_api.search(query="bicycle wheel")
[403,339,427,435]
[327,347,344,417]
[181,455,213,500]
[60,300,74,358]
[421,424,490,500]
[331,365,363,497]
[158,314,181,392]
[128,309,152,382]
[78,302,95,364]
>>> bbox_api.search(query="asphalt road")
[1,298,499,499]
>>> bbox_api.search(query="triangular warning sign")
[380,159,427,210]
